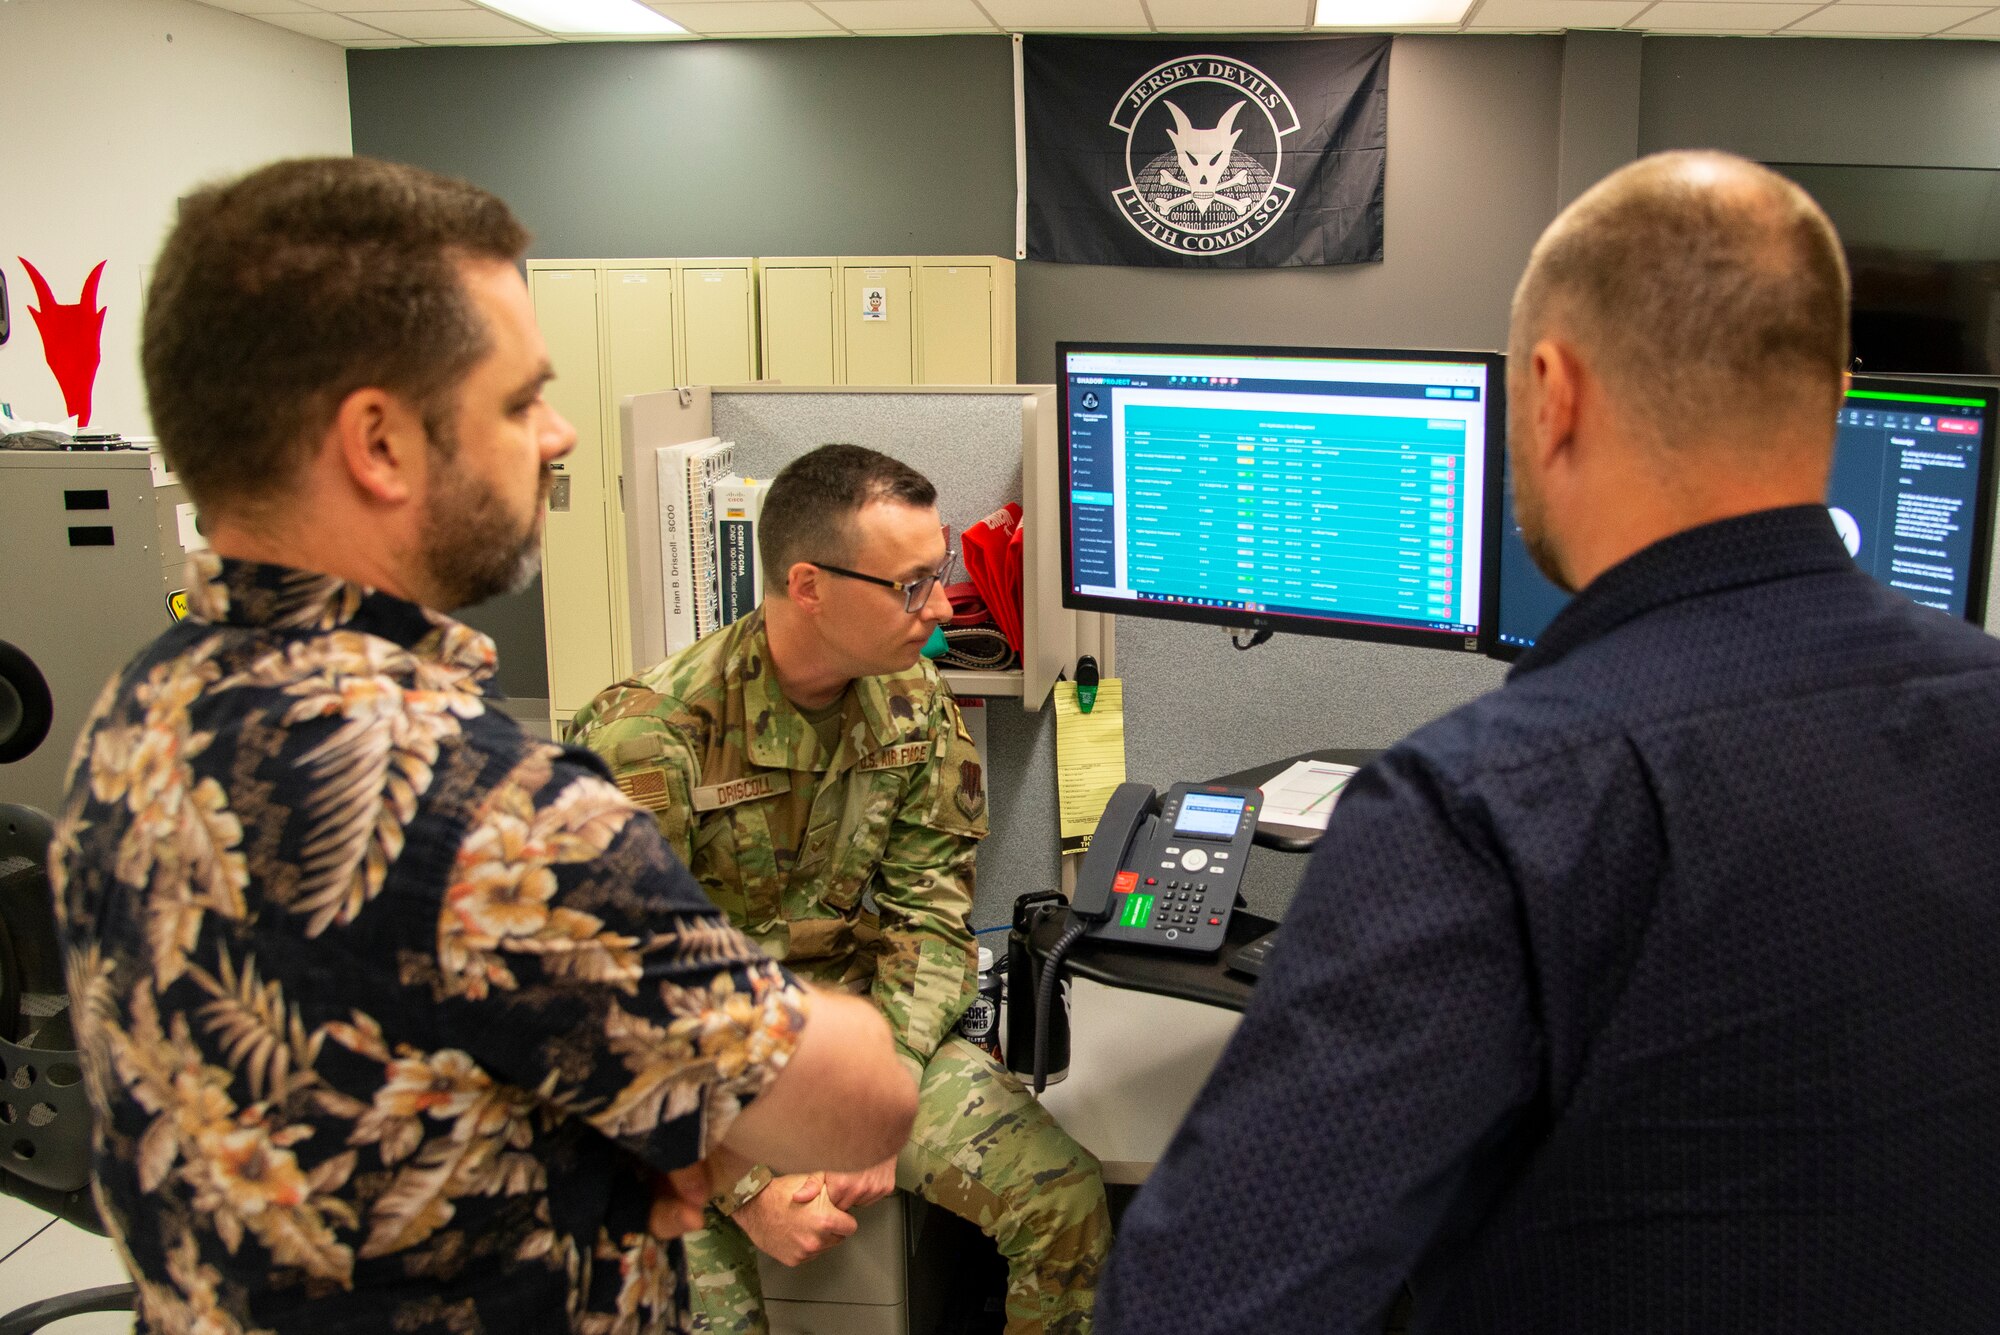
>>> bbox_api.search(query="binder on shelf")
[712,474,770,628]
[657,436,735,653]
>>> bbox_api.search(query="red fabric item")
[945,581,989,624]
[1005,520,1024,652]
[962,502,1024,653]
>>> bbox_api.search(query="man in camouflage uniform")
[571,444,1110,1334]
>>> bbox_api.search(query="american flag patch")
[617,768,670,808]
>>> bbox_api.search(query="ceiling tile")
[253,10,403,37]
[652,2,843,32]
[341,0,478,10]
[439,33,569,40]
[359,8,544,36]
[980,0,1152,26]
[814,0,1000,30]
[1467,0,1646,25]
[342,37,426,45]
[195,0,323,13]
[1151,0,1313,25]
[1785,2,1985,27]
[1936,5,2000,27]
[1636,1,1819,28]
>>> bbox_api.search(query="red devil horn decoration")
[79,261,107,313]
[18,257,57,312]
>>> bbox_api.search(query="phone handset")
[1071,782,1162,922]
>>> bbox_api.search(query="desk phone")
[1073,782,1260,954]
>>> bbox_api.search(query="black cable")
[1033,914,1088,1095]
[1230,628,1273,651]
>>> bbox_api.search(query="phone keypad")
[1152,881,1211,930]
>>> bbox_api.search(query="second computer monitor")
[1488,374,1999,658]
[1058,342,1505,653]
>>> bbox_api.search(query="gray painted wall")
[349,34,1561,919]
[348,38,1015,258]
[350,36,1017,706]
[350,33,2000,919]
[1640,37,2000,169]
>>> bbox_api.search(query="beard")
[421,456,549,611]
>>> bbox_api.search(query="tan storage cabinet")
[676,259,757,387]
[757,258,840,386]
[839,259,915,385]
[527,266,620,722]
[532,259,754,720]
[770,256,1013,386]
[917,258,1016,383]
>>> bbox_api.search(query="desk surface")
[1019,748,1381,1179]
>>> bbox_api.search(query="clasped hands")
[649,1150,900,1265]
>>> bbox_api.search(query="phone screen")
[1174,792,1246,840]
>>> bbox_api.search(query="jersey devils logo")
[19,257,108,429]
[1111,56,1300,256]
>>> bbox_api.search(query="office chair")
[0,639,134,1333]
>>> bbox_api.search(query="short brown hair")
[143,156,530,513]
[759,444,938,591]
[1511,151,1850,443]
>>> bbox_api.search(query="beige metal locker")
[917,264,991,383]
[917,258,1016,384]
[527,266,619,720]
[677,260,757,386]
[840,261,915,385]
[758,259,840,385]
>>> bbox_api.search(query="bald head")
[1511,151,1850,446]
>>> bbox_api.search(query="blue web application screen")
[1062,348,1494,645]
[1492,381,1996,654]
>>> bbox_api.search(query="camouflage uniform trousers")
[685,1036,1111,1335]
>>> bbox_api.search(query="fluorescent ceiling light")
[1314,0,1473,23]
[479,0,687,34]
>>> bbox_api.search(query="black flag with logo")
[1025,35,1388,269]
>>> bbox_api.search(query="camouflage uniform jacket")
[570,609,989,1091]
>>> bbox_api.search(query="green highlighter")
[1075,655,1099,713]
[922,626,949,659]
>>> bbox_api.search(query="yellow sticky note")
[1054,678,1127,856]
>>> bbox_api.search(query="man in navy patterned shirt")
[1102,152,2000,1332]
[54,157,916,1335]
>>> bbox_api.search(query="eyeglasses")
[810,548,959,614]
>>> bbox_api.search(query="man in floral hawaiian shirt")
[51,156,915,1335]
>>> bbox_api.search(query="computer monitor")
[1486,374,1999,659]
[1058,342,1505,653]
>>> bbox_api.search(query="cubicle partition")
[618,384,1114,928]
